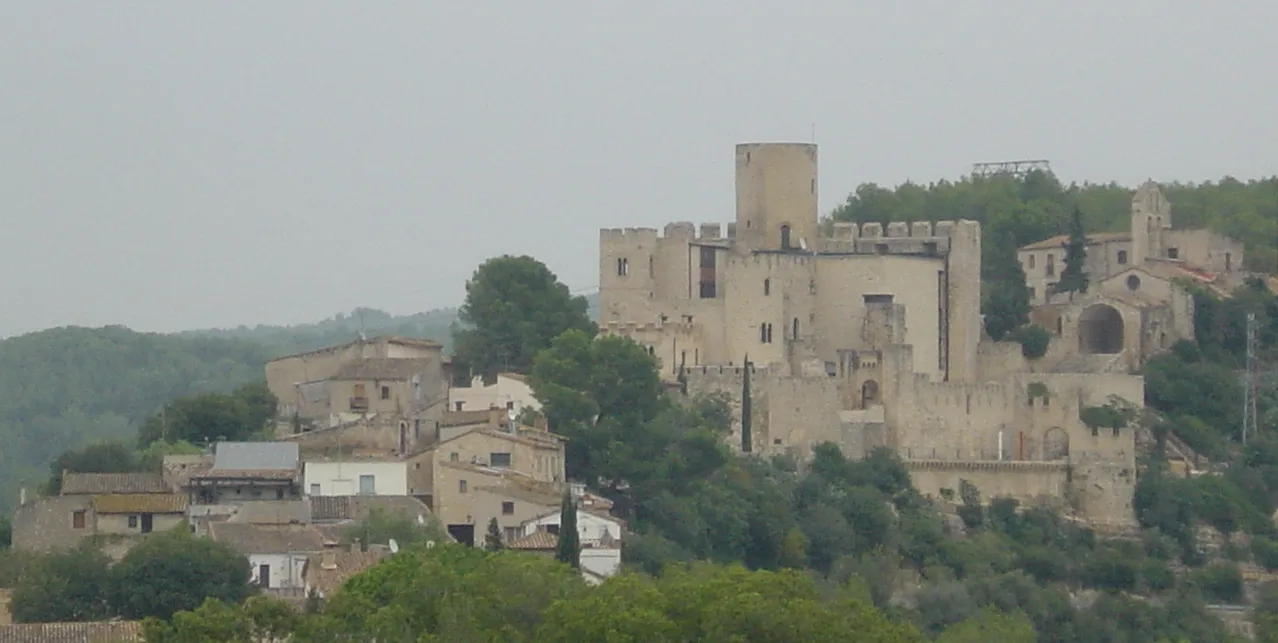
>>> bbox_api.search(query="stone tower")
[1129,180,1171,266]
[734,143,819,253]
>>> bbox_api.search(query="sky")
[1,2,1275,338]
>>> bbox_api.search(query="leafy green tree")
[1054,207,1089,295]
[44,441,139,494]
[135,385,277,447]
[110,529,253,620]
[777,527,807,569]
[343,506,446,550]
[453,255,594,380]
[142,596,301,643]
[556,493,581,569]
[138,439,203,473]
[484,517,504,552]
[936,605,1036,643]
[10,544,113,622]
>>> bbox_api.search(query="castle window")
[380,385,390,400]
[1045,254,1055,276]
[809,279,816,295]
[1028,254,1036,269]
[617,257,629,276]
[760,323,774,344]
[861,380,880,406]
[780,225,792,250]
[863,294,893,305]
[698,247,717,298]
[763,278,770,296]
[648,255,654,277]
[1117,250,1128,264]
[875,243,888,255]
[767,324,773,343]
[1167,247,1179,259]
[792,317,799,339]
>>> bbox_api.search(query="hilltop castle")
[598,143,1143,526]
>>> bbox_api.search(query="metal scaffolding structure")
[971,159,1053,179]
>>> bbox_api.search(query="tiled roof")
[0,621,143,642]
[1019,231,1131,251]
[213,442,299,471]
[268,336,442,363]
[207,523,327,555]
[91,493,187,514]
[193,468,297,481]
[508,530,558,550]
[496,372,528,383]
[224,499,312,525]
[332,358,437,381]
[310,495,432,523]
[439,409,493,427]
[304,549,392,595]
[60,473,168,495]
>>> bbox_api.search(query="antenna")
[1243,312,1260,445]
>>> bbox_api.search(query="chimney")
[320,551,337,570]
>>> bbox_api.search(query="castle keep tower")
[735,143,819,253]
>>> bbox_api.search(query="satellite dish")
[799,237,808,251]
[388,539,400,554]
[425,540,437,549]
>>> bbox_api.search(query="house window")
[506,400,514,411]
[450,452,459,462]
[504,526,520,542]
[1045,254,1055,276]
[459,480,468,493]
[502,501,515,515]
[1117,250,1128,264]
[490,452,512,468]
[310,483,321,495]
[1167,247,1179,259]
[763,278,770,296]
[72,510,86,529]
[1028,254,1036,269]
[359,474,376,495]
[455,401,464,411]
[380,386,390,400]
[617,257,629,276]
[128,515,138,529]
[545,524,561,535]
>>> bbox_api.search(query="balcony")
[349,396,369,411]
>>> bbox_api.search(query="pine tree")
[484,517,504,551]
[741,355,752,453]
[1056,207,1090,294]
[554,492,580,568]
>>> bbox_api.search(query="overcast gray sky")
[1,2,1274,338]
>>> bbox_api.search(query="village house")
[303,545,393,601]
[517,501,624,583]
[304,457,409,497]
[448,372,540,416]
[506,528,621,585]
[207,522,328,595]
[10,472,185,558]
[188,442,302,506]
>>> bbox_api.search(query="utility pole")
[1243,312,1259,445]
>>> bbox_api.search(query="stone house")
[207,522,327,594]
[10,472,185,557]
[1018,181,1245,307]
[266,336,448,418]
[426,461,561,547]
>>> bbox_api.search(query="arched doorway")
[1078,304,1124,354]
[861,380,880,407]
[1043,427,1070,460]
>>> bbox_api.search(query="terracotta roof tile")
[60,473,168,495]
[507,530,559,550]
[91,493,187,514]
[208,523,327,555]
[0,621,143,642]
[304,549,392,595]
[1019,231,1130,251]
[194,469,297,481]
[310,495,432,522]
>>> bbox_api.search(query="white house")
[207,523,326,593]
[519,507,623,582]
[448,373,540,415]
[304,461,408,497]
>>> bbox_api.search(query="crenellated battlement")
[599,221,734,245]
[820,219,980,255]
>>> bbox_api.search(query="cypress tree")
[1056,207,1090,295]
[554,492,580,569]
[484,517,504,551]
[741,355,752,453]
